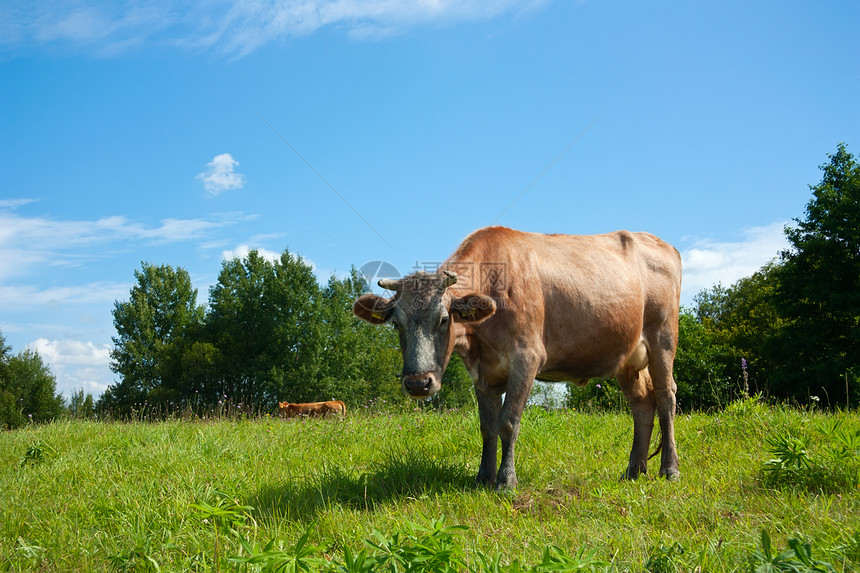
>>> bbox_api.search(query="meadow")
[1,399,858,571]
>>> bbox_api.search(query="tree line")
[681,143,858,409]
[100,249,476,418]
[2,144,857,428]
[102,253,399,415]
[567,144,859,411]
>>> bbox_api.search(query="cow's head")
[353,271,496,398]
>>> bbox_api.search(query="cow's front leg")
[475,390,502,486]
[495,362,537,490]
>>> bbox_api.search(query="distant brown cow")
[278,400,346,418]
[353,226,682,490]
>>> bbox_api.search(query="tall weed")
[760,419,860,492]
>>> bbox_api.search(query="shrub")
[760,419,859,493]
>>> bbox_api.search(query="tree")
[69,388,95,419]
[673,308,735,410]
[204,251,276,405]
[105,262,204,414]
[688,263,785,403]
[0,329,10,383]
[206,249,325,408]
[0,340,65,429]
[769,143,860,406]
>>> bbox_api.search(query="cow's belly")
[538,339,648,383]
[535,371,590,385]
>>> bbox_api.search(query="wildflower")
[596,384,602,389]
[741,358,748,371]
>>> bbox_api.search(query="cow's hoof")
[660,468,680,481]
[494,480,516,492]
[622,466,646,481]
[475,473,495,488]
[494,471,517,491]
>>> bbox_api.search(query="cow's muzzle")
[401,372,441,398]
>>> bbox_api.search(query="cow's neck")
[453,326,480,380]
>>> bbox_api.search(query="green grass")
[1,403,858,571]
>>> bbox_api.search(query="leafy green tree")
[0,329,10,381]
[104,262,204,414]
[0,329,17,428]
[769,143,860,406]
[205,251,276,405]
[206,250,324,408]
[673,308,734,410]
[0,345,65,429]
[689,263,784,403]
[68,388,95,419]
[268,250,326,402]
[158,334,222,411]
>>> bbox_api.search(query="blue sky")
[1,0,858,399]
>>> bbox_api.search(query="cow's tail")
[647,426,663,461]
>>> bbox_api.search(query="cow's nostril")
[406,377,428,390]
[403,373,435,395]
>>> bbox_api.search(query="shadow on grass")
[248,450,475,522]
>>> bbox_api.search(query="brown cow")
[353,226,681,490]
[278,400,347,418]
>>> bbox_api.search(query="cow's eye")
[439,316,449,328]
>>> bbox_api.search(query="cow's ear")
[353,294,395,325]
[451,293,496,324]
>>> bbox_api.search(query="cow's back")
[446,227,681,383]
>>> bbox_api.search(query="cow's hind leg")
[617,367,656,480]
[475,390,502,486]
[646,328,681,479]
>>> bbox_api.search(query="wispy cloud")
[0,204,244,282]
[0,202,253,398]
[0,198,39,209]
[0,283,131,311]
[1,0,548,57]
[680,221,790,303]
[197,153,246,197]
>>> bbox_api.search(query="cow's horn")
[442,270,458,288]
[378,278,400,291]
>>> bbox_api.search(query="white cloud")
[197,153,246,196]
[27,338,113,398]
[221,244,282,263]
[680,221,790,303]
[220,245,325,282]
[1,0,548,57]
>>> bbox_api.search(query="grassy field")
[1,400,858,571]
